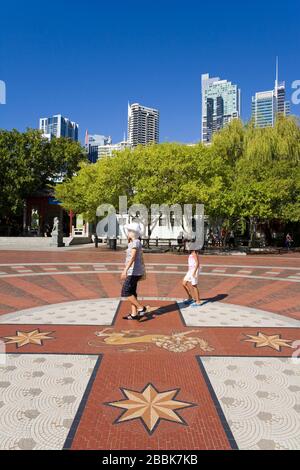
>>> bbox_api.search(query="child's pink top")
[188,253,199,272]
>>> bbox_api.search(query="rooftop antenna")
[275,56,279,92]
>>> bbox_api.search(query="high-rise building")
[39,114,79,141]
[85,133,112,163]
[251,58,290,128]
[201,74,241,143]
[251,91,276,128]
[128,103,159,146]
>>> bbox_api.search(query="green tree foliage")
[55,115,300,231]
[0,129,87,223]
[235,116,300,222]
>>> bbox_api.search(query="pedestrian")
[207,229,214,246]
[177,230,184,252]
[221,227,227,247]
[121,222,149,320]
[182,247,202,307]
[285,233,293,250]
[228,230,235,248]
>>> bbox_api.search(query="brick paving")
[0,249,299,450]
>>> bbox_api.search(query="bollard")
[110,238,117,250]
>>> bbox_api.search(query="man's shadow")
[140,294,228,323]
[140,303,177,323]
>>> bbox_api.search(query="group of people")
[207,228,235,248]
[121,222,201,321]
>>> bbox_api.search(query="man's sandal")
[123,306,148,320]
[123,313,140,320]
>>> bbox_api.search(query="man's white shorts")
[183,271,198,286]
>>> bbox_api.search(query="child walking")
[182,249,201,307]
[121,222,149,320]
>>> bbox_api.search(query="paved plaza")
[0,248,299,450]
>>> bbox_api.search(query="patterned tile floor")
[0,354,98,450]
[0,299,119,325]
[201,357,300,450]
[180,302,300,328]
[0,250,299,450]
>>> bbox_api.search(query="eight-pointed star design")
[244,332,293,351]
[3,329,54,348]
[106,383,195,434]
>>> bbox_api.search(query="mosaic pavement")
[0,251,300,450]
[0,299,119,325]
[180,301,300,328]
[0,354,98,450]
[1,298,299,328]
[0,297,299,450]
[201,357,300,450]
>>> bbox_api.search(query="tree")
[233,115,300,243]
[55,115,300,245]
[55,141,234,223]
[0,129,87,229]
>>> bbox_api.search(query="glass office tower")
[251,59,290,128]
[201,73,241,143]
[39,114,79,141]
[251,91,276,127]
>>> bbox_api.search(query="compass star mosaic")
[244,332,294,351]
[106,383,196,435]
[2,329,54,348]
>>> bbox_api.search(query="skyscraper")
[251,91,276,128]
[39,114,79,141]
[251,58,290,128]
[128,103,159,147]
[201,74,241,143]
[85,133,112,163]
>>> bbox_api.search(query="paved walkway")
[0,250,299,450]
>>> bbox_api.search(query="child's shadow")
[177,293,228,310]
[140,294,228,322]
[198,293,228,307]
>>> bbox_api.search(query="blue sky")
[0,0,299,143]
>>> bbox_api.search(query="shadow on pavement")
[140,294,228,323]
[139,302,178,323]
[199,293,228,306]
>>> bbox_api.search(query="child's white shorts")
[183,271,198,286]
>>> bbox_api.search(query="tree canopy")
[0,129,87,224]
[55,115,300,231]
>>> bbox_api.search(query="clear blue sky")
[0,0,299,143]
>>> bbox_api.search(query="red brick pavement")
[1,260,299,319]
[70,353,232,450]
[1,249,300,267]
